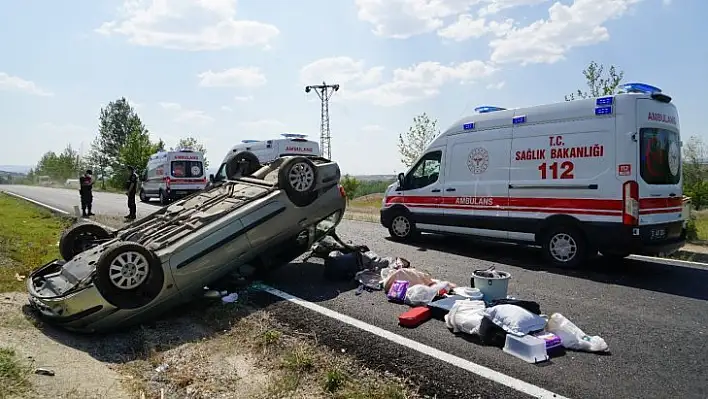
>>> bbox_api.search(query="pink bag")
[387,280,409,303]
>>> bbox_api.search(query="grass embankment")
[0,193,70,292]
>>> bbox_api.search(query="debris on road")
[34,368,55,376]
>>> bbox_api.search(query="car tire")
[388,212,418,242]
[541,225,588,268]
[93,242,164,310]
[279,156,318,207]
[225,151,261,179]
[139,189,149,203]
[59,222,112,261]
[159,189,168,206]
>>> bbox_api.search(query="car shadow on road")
[389,234,708,302]
[263,259,360,302]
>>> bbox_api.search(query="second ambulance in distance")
[380,82,686,268]
[140,148,207,205]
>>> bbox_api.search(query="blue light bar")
[620,82,662,94]
[281,133,308,139]
[463,122,475,130]
[474,106,507,113]
[241,140,260,143]
[596,96,613,106]
[595,106,613,115]
[513,115,526,124]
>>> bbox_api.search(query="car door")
[442,128,512,239]
[398,148,446,231]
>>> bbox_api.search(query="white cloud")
[305,57,496,106]
[198,67,267,88]
[0,72,53,96]
[489,0,643,65]
[300,57,384,87]
[221,106,233,112]
[96,0,280,51]
[355,0,482,39]
[662,0,671,5]
[159,101,213,124]
[159,102,182,111]
[234,95,254,102]
[486,81,506,89]
[477,0,549,16]
[437,14,513,41]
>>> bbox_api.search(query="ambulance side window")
[404,150,442,190]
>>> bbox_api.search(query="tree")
[340,174,360,201]
[172,136,209,169]
[565,61,625,101]
[682,135,708,210]
[119,129,161,179]
[90,97,147,183]
[398,113,439,168]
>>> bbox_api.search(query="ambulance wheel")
[159,190,168,206]
[279,156,318,207]
[226,151,261,179]
[59,222,112,261]
[388,212,418,242]
[139,189,149,203]
[541,225,588,268]
[93,242,164,310]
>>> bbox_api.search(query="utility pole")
[305,82,339,159]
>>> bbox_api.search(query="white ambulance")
[380,82,686,268]
[139,148,207,205]
[224,133,321,165]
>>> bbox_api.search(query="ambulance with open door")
[380,83,686,268]
[139,148,207,205]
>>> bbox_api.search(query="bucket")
[471,269,511,302]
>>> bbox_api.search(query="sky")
[0,0,705,176]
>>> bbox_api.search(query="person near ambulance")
[79,169,94,217]
[124,165,139,221]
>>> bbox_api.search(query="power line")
[305,82,339,159]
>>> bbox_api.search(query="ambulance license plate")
[650,228,667,240]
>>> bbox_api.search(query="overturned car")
[26,152,347,333]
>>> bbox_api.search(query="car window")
[405,151,442,190]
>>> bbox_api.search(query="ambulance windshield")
[639,128,681,185]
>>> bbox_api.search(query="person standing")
[124,165,139,221]
[79,169,95,217]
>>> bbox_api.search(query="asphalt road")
[3,184,708,399]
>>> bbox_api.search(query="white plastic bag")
[444,300,486,335]
[546,313,608,352]
[404,284,438,306]
[484,304,547,337]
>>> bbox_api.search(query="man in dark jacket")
[124,166,138,221]
[79,169,94,217]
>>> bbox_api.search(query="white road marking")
[257,284,569,399]
[629,254,708,267]
[3,191,70,215]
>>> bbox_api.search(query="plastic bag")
[546,313,609,352]
[404,284,438,307]
[444,300,486,335]
[484,304,547,337]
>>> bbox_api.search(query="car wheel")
[541,225,588,268]
[388,212,418,242]
[139,189,149,203]
[159,190,168,206]
[226,151,261,179]
[93,242,164,310]
[279,157,318,207]
[59,222,112,261]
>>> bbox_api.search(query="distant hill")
[0,165,32,175]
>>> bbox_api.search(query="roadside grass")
[0,347,32,399]
[693,210,708,242]
[0,193,71,292]
[117,298,420,399]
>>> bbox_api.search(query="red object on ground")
[398,307,432,328]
